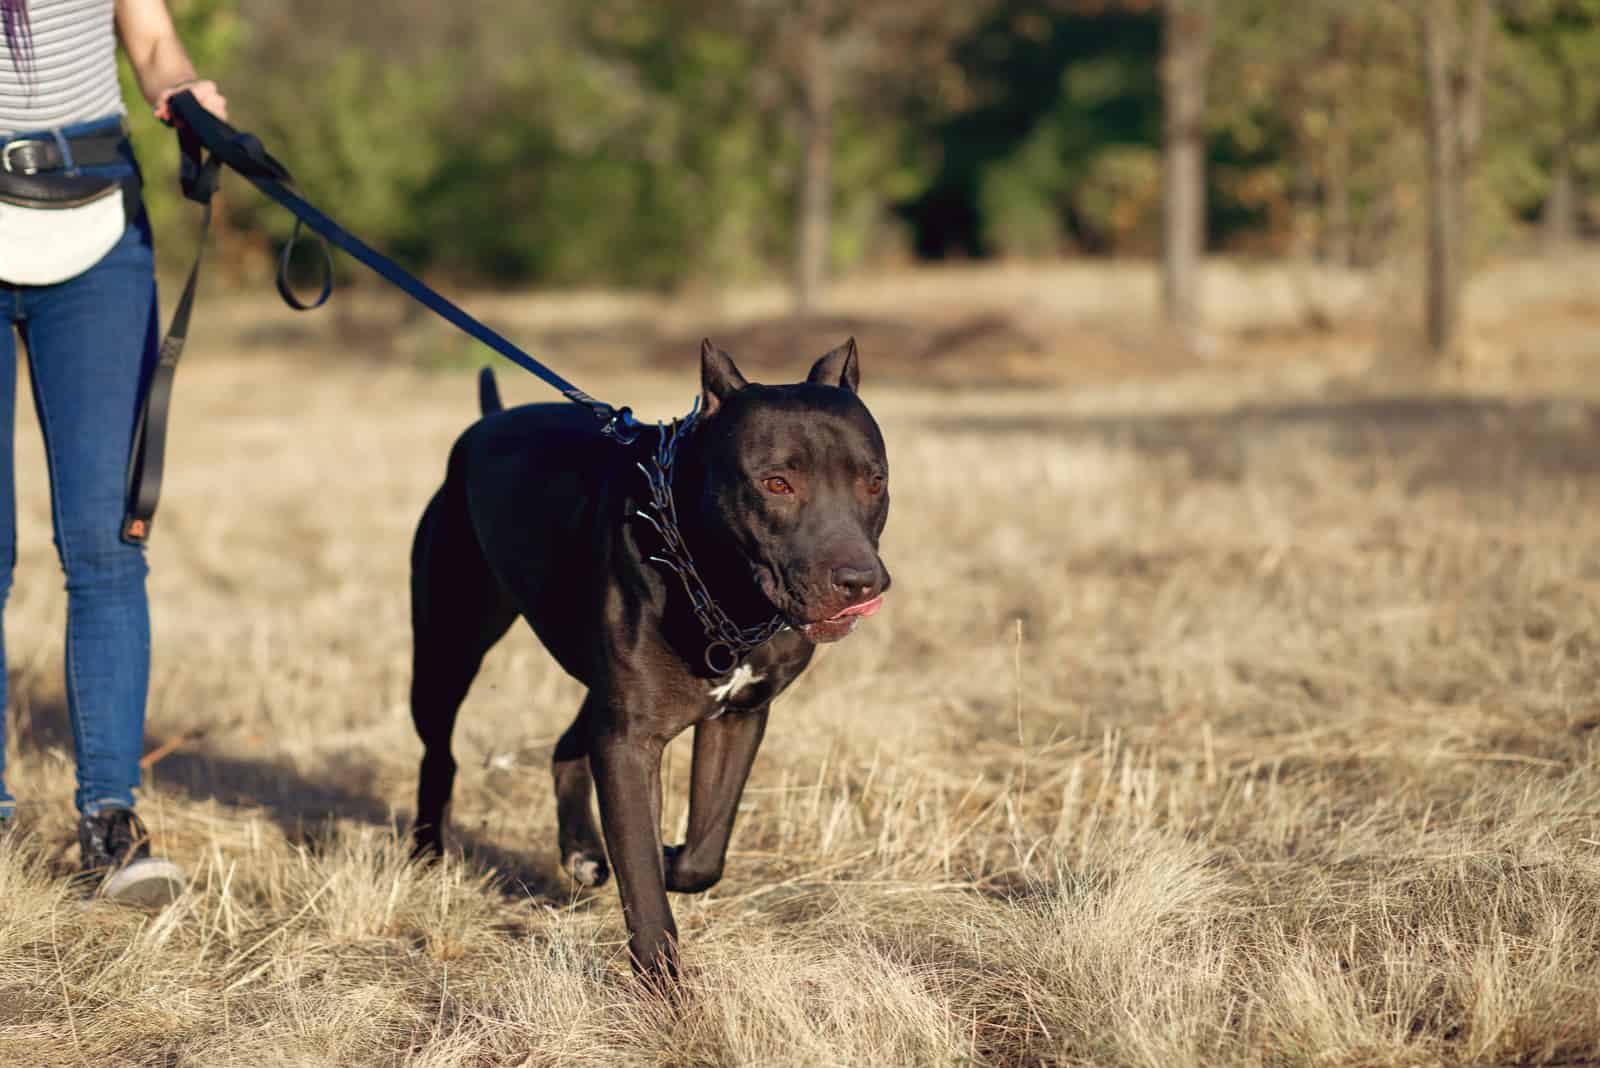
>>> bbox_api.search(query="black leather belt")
[0,127,127,176]
[0,124,143,238]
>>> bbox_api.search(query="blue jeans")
[0,119,158,819]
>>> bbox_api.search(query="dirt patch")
[645,311,1225,391]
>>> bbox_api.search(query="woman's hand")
[154,79,228,124]
[116,0,227,123]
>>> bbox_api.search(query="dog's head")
[687,338,891,643]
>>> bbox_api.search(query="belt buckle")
[1,139,45,176]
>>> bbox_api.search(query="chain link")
[632,400,788,674]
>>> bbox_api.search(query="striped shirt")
[0,0,125,135]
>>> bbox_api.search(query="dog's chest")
[703,643,808,716]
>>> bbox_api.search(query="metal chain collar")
[631,400,789,675]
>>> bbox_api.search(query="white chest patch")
[708,664,765,705]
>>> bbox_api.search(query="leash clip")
[601,406,642,445]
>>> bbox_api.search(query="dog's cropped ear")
[806,337,860,394]
[700,338,748,417]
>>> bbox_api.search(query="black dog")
[408,339,890,977]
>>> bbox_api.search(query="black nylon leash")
[120,118,218,544]
[121,91,639,544]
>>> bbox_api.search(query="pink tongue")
[831,594,884,621]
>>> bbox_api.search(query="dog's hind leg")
[665,706,769,893]
[409,485,516,859]
[553,696,609,887]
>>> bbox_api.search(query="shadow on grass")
[8,682,581,904]
[144,741,580,904]
[931,394,1600,490]
[11,687,74,756]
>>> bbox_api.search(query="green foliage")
[830,108,935,270]
[107,0,1600,289]
[1073,144,1161,252]
[943,6,1162,257]
[1205,1,1422,261]
[979,125,1069,258]
[1498,0,1600,216]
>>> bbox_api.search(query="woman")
[0,0,226,904]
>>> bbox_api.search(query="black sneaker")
[77,807,185,907]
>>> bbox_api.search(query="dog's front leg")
[666,706,769,893]
[590,728,677,979]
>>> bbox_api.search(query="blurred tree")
[1414,0,1496,357]
[730,0,995,315]
[1500,0,1600,249]
[1210,1,1415,267]
[928,2,1161,260]
[418,1,762,288]
[1160,0,1214,332]
[791,5,832,318]
[195,0,970,293]
[221,0,587,282]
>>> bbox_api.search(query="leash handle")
[176,122,218,204]
[121,159,218,545]
[124,97,335,544]
[174,95,334,313]
[276,217,334,310]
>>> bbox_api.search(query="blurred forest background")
[121,0,1600,362]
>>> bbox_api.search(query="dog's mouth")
[798,593,885,643]
[753,562,886,643]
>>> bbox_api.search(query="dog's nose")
[830,564,878,603]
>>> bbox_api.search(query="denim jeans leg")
[0,291,17,819]
[20,220,158,816]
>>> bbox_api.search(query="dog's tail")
[478,367,503,416]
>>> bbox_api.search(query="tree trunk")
[1324,121,1353,266]
[1543,62,1583,253]
[1543,140,1578,251]
[1419,0,1462,357]
[1160,0,1214,334]
[793,13,832,319]
[1323,16,1353,268]
[1416,0,1491,359]
[1290,133,1318,263]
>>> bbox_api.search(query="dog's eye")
[866,475,886,495]
[762,476,795,496]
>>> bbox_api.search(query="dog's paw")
[663,844,723,894]
[564,849,609,888]
[410,831,445,864]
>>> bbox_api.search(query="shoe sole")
[101,858,186,907]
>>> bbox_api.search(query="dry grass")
[4,257,1600,1065]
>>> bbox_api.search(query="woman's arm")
[114,0,228,122]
